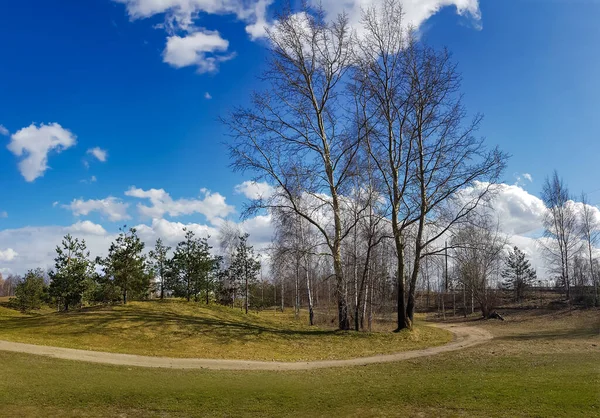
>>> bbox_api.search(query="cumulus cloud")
[238,213,273,251]
[87,147,108,162]
[0,248,18,262]
[568,200,600,225]
[308,0,481,36]
[0,213,272,274]
[135,218,220,248]
[7,123,77,182]
[67,220,107,236]
[234,181,275,200]
[114,0,274,37]
[115,0,480,73]
[489,183,546,235]
[125,186,235,223]
[63,197,131,222]
[163,30,234,73]
[0,223,115,275]
[0,125,9,136]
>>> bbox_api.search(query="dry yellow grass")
[0,299,452,361]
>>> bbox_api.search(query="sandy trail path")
[0,323,492,370]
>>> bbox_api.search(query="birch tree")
[357,0,507,330]
[579,193,600,306]
[540,171,578,301]
[226,7,360,329]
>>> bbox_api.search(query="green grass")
[0,298,451,361]
[0,309,597,417]
[1,299,597,417]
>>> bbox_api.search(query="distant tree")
[97,227,149,304]
[13,268,47,311]
[148,238,171,300]
[49,234,92,311]
[579,193,600,306]
[452,217,506,318]
[229,233,261,314]
[2,274,20,297]
[502,246,537,302]
[539,171,579,301]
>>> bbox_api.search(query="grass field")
[0,298,451,361]
[0,307,597,417]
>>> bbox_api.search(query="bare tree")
[539,171,579,301]
[226,7,361,329]
[271,205,322,325]
[452,216,507,317]
[579,193,600,306]
[357,0,507,330]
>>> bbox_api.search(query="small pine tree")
[502,246,537,302]
[49,234,92,311]
[229,233,261,314]
[170,229,217,302]
[148,238,171,299]
[97,227,149,304]
[14,268,48,311]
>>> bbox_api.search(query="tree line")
[7,227,262,313]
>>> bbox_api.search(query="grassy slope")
[0,299,451,361]
[0,308,597,417]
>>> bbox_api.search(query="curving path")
[0,323,492,371]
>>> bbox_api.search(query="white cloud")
[125,186,235,223]
[80,175,98,184]
[67,220,107,236]
[239,213,273,251]
[135,218,220,247]
[0,211,7,218]
[0,224,115,274]
[0,210,274,274]
[0,248,18,262]
[244,0,272,40]
[234,181,275,200]
[514,172,534,187]
[0,125,9,136]
[63,197,131,222]
[163,30,234,73]
[568,200,600,225]
[7,123,77,182]
[311,0,481,36]
[461,182,546,235]
[204,92,212,99]
[114,0,274,37]
[87,147,108,162]
[115,0,481,73]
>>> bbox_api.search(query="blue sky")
[1,0,599,274]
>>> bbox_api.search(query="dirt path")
[0,323,491,370]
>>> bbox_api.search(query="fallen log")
[488,311,505,321]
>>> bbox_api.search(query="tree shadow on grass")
[0,302,341,347]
